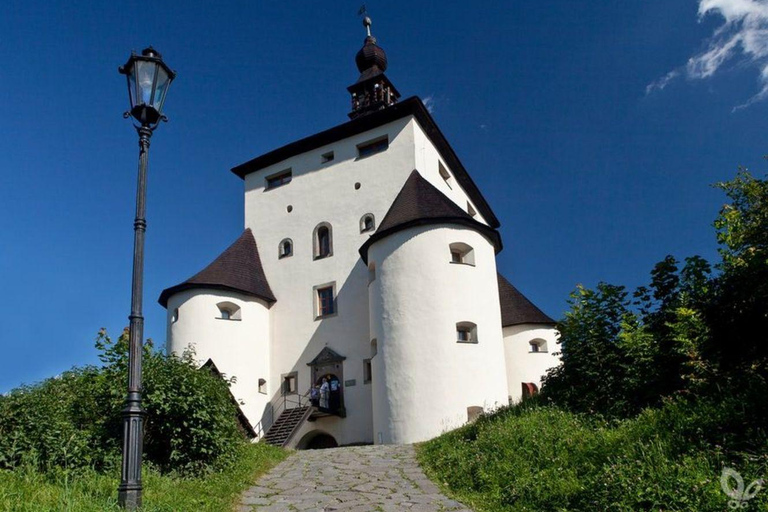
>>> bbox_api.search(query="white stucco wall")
[238,115,495,446]
[165,289,271,426]
[161,111,511,446]
[368,225,509,444]
[412,121,489,226]
[502,324,560,403]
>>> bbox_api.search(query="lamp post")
[117,47,175,510]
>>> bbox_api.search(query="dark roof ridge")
[158,229,276,307]
[359,170,502,264]
[497,273,555,327]
[230,96,500,229]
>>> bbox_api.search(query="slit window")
[456,322,478,344]
[360,213,375,233]
[363,359,372,384]
[279,238,293,259]
[449,242,475,265]
[357,136,389,158]
[467,202,477,218]
[265,169,292,190]
[321,151,334,163]
[258,378,267,394]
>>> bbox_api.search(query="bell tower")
[348,16,400,119]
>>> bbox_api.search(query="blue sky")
[2,1,767,392]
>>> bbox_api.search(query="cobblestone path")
[238,444,471,511]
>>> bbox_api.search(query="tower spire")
[347,13,400,119]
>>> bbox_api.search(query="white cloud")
[422,95,435,113]
[648,0,768,109]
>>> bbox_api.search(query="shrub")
[0,329,247,475]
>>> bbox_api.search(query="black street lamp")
[117,47,175,510]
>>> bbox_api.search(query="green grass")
[0,443,288,512]
[417,400,768,512]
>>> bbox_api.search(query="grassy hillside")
[0,442,287,512]
[418,400,767,512]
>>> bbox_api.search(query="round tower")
[158,229,275,428]
[362,171,509,444]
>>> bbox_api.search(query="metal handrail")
[254,388,312,441]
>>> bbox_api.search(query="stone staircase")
[262,406,311,447]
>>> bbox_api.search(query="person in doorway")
[319,378,329,410]
[310,385,320,407]
[329,377,340,412]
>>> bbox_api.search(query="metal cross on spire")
[358,5,372,37]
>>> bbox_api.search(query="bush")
[0,329,247,475]
[418,399,768,512]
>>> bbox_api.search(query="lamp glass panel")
[127,67,137,109]
[153,67,170,112]
[135,60,157,105]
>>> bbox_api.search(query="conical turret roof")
[497,273,555,326]
[359,170,502,263]
[158,229,275,307]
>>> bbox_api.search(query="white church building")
[159,19,560,449]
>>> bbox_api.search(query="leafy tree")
[543,169,767,427]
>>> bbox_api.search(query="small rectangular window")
[456,322,478,344]
[316,286,335,318]
[266,169,292,190]
[439,162,453,189]
[363,359,372,384]
[321,151,334,163]
[258,378,267,394]
[467,202,477,218]
[357,136,389,158]
[282,373,297,395]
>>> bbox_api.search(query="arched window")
[456,322,478,344]
[217,301,241,321]
[360,213,375,233]
[279,238,293,259]
[529,339,548,353]
[449,242,475,265]
[313,223,333,259]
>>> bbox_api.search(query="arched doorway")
[316,373,342,413]
[307,347,346,417]
[296,431,338,450]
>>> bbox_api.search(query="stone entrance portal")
[307,346,346,417]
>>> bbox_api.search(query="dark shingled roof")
[359,170,502,264]
[498,273,555,327]
[158,229,276,308]
[231,97,500,229]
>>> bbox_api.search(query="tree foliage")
[543,169,768,432]
[0,329,247,475]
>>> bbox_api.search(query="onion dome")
[355,35,388,81]
[348,16,400,119]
